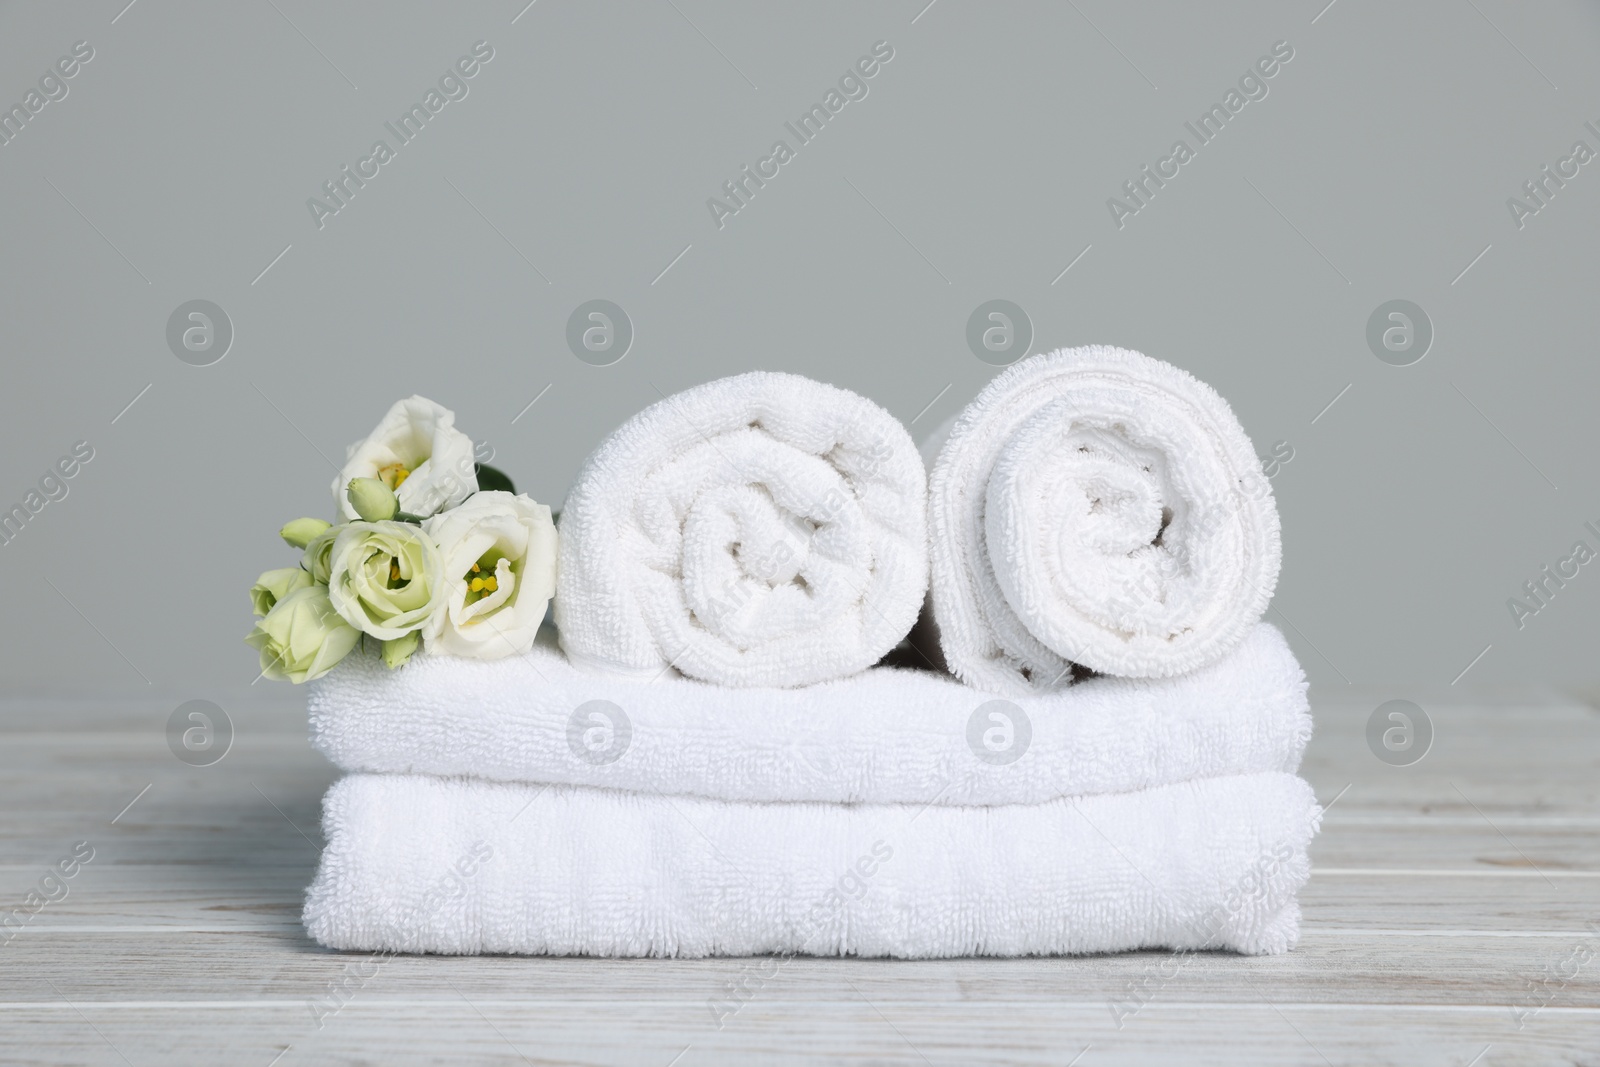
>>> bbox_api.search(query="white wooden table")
[2,690,1595,1065]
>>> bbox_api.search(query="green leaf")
[475,462,515,494]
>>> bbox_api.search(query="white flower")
[326,520,446,641]
[422,491,557,660]
[332,396,477,521]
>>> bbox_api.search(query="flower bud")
[346,478,399,523]
[380,630,421,670]
[280,517,332,549]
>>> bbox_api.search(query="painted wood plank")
[0,1003,1591,1067]
[0,690,1595,1065]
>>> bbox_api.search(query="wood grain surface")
[1,690,1595,1065]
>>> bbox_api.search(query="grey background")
[1,0,1596,705]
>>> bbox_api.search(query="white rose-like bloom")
[422,491,558,660]
[333,396,478,521]
[326,521,445,641]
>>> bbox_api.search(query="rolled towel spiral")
[929,346,1281,691]
[555,372,928,688]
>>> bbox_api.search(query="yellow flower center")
[463,553,504,604]
[377,463,411,490]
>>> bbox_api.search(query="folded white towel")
[304,771,1320,958]
[929,347,1281,693]
[309,622,1308,805]
[553,372,928,688]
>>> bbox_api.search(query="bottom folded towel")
[305,772,1321,958]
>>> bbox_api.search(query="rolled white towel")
[930,346,1281,691]
[304,771,1320,959]
[554,372,927,688]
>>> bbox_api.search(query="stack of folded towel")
[304,348,1319,959]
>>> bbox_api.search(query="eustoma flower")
[248,395,535,680]
[326,520,444,642]
[332,396,477,521]
[245,586,360,683]
[301,523,351,583]
[422,491,557,659]
[249,567,313,617]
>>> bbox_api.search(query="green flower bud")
[280,517,332,549]
[380,630,421,670]
[346,478,399,523]
[249,567,314,617]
